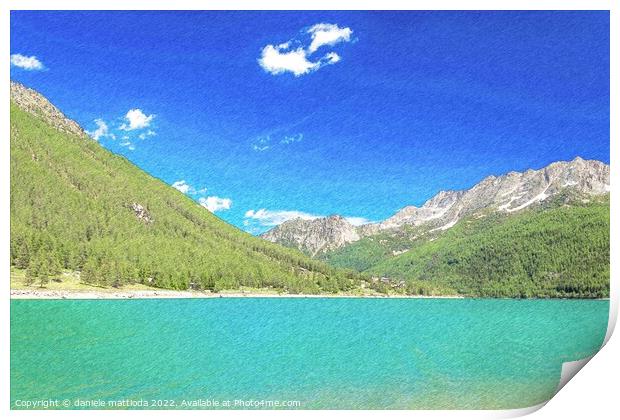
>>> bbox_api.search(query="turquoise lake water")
[11,298,609,409]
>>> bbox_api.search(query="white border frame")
[2,2,616,419]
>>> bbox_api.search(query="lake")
[10,298,609,409]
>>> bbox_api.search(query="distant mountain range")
[261,156,609,298]
[262,157,609,256]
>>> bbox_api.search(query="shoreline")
[10,288,464,300]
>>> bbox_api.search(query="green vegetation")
[11,266,162,292]
[10,96,609,299]
[365,197,610,298]
[322,224,428,272]
[10,103,362,294]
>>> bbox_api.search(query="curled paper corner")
[555,355,595,394]
[517,301,618,416]
[552,298,617,397]
[493,401,548,419]
[500,355,599,418]
[603,296,618,347]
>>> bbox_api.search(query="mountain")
[367,195,609,298]
[10,81,609,299]
[262,158,610,255]
[9,82,359,294]
[261,155,610,298]
[10,82,85,138]
[261,215,360,257]
[364,157,608,233]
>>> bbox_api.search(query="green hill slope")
[321,225,429,272]
[365,196,610,298]
[10,97,358,294]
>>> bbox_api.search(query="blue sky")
[10,11,609,233]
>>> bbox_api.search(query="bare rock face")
[10,81,86,138]
[262,158,610,254]
[130,203,153,224]
[261,215,359,257]
[364,190,466,234]
[414,157,610,232]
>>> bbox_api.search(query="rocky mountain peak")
[260,214,359,257]
[262,158,609,255]
[10,81,86,138]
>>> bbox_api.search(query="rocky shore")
[10,288,463,300]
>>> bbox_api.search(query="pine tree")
[25,263,37,286]
[80,257,98,285]
[48,253,63,281]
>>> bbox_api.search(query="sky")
[10,11,610,233]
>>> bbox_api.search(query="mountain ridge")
[366,195,609,298]
[10,81,361,294]
[262,157,610,256]
[10,81,86,138]
[9,81,610,298]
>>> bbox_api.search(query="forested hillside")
[9,83,610,298]
[366,196,610,298]
[10,95,359,294]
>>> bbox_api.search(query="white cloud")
[10,54,44,71]
[199,196,232,212]
[119,109,154,131]
[258,23,353,76]
[171,180,208,195]
[139,130,156,140]
[86,119,115,141]
[280,133,303,144]
[119,140,135,150]
[324,52,340,64]
[252,133,303,151]
[252,136,271,152]
[307,23,353,53]
[244,208,372,228]
[172,180,191,194]
[244,209,321,227]
[259,45,320,76]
